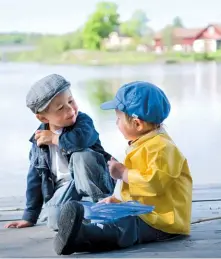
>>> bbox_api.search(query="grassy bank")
[6,50,156,65]
[5,49,221,65]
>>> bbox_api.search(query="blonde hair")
[124,113,161,130]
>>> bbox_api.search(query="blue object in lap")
[80,201,155,223]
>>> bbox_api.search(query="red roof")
[154,27,202,40]
[154,24,221,40]
[195,24,221,40]
[210,24,221,31]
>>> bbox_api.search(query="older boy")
[5,74,114,230]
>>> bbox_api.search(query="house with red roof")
[153,24,221,53]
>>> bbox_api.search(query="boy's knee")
[70,149,105,167]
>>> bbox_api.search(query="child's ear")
[36,113,49,124]
[133,118,143,131]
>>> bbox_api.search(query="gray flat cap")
[26,74,70,113]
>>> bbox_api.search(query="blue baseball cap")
[100,81,171,124]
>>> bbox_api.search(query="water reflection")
[80,79,115,106]
[79,63,221,118]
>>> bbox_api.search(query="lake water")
[0,62,221,197]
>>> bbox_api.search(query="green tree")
[162,25,174,51]
[172,16,184,28]
[120,10,148,37]
[140,26,154,44]
[64,29,84,50]
[0,33,42,45]
[82,2,120,49]
[38,36,65,56]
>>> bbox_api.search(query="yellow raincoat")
[120,128,192,234]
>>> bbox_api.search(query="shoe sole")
[53,201,84,255]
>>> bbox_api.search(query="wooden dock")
[0,185,221,258]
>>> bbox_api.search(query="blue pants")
[41,149,114,230]
[67,215,179,252]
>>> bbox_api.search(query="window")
[208,26,215,35]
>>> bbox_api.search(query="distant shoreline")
[2,49,221,66]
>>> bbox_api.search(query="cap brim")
[100,99,117,110]
[37,87,71,113]
[37,99,52,113]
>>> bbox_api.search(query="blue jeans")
[42,149,114,230]
[60,212,180,252]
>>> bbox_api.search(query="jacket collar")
[29,123,73,144]
[127,126,168,150]
[29,112,83,144]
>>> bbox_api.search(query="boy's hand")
[108,157,128,182]
[4,220,33,229]
[35,130,59,146]
[98,196,120,204]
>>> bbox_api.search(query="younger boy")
[5,74,114,230]
[53,81,192,255]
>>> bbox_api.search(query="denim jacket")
[22,112,111,224]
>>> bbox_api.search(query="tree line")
[1,1,184,54]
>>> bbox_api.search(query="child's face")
[115,110,139,141]
[36,90,78,130]
[115,110,155,141]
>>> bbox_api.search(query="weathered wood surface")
[0,185,221,258]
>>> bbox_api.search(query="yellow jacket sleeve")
[128,146,185,197]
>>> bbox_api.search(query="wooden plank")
[0,186,221,257]
[1,199,221,223]
[192,200,221,221]
[0,220,220,258]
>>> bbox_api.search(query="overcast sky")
[0,0,221,34]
